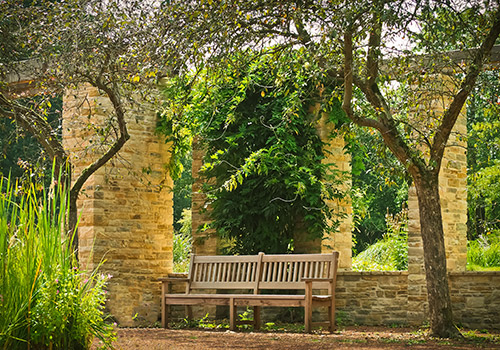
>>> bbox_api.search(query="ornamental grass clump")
[0,174,115,349]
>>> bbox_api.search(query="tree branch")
[366,12,381,89]
[430,7,500,172]
[69,80,130,200]
[0,92,68,168]
[342,30,424,176]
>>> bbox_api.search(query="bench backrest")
[260,253,338,290]
[188,254,262,292]
[186,252,339,294]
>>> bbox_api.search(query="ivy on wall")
[159,49,347,254]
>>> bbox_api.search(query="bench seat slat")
[165,293,332,308]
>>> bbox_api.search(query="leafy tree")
[0,0,179,250]
[467,68,500,239]
[161,0,500,337]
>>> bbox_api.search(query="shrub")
[467,233,500,269]
[0,174,115,349]
[173,208,192,273]
[353,209,408,271]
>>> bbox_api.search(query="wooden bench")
[159,251,339,333]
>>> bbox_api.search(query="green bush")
[173,208,192,273]
[0,174,115,349]
[353,209,408,271]
[467,234,500,270]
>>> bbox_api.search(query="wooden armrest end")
[158,277,190,283]
[301,277,334,282]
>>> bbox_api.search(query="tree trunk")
[414,172,461,338]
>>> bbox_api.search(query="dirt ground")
[94,326,500,350]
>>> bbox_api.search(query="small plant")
[467,233,500,270]
[335,310,349,327]
[461,329,500,344]
[353,209,408,271]
[0,172,115,349]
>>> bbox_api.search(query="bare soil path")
[96,326,500,350]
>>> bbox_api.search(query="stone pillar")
[63,85,173,326]
[406,75,468,325]
[439,113,468,272]
[407,185,428,325]
[317,113,353,270]
[191,138,219,255]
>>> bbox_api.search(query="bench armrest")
[301,277,334,283]
[158,277,190,283]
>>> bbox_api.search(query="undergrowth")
[0,173,115,349]
[353,209,408,271]
[467,234,500,270]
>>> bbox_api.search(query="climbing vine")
[159,49,347,254]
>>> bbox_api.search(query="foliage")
[353,209,408,271]
[172,153,193,234]
[467,234,500,270]
[173,209,192,273]
[0,96,62,186]
[160,50,346,254]
[349,126,409,253]
[0,172,115,349]
[467,68,500,239]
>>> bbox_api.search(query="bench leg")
[161,283,167,328]
[304,281,313,333]
[253,306,261,330]
[328,305,335,333]
[229,297,236,331]
[161,303,167,328]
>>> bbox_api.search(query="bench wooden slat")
[193,255,260,263]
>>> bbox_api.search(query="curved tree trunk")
[414,172,461,338]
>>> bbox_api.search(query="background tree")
[161,0,500,337]
[0,0,178,250]
[349,125,409,253]
[467,68,500,239]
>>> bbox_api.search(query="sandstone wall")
[449,272,500,329]
[316,113,352,269]
[191,138,218,255]
[166,271,500,330]
[63,85,173,326]
[336,271,500,329]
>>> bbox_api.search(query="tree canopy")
[0,0,182,243]
[158,0,500,337]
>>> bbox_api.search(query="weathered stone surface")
[63,85,173,326]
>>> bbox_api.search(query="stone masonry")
[62,85,173,326]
